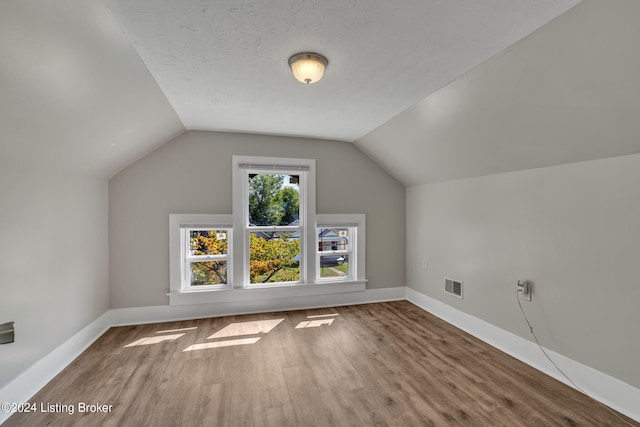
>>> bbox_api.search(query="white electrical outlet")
[422,259,428,269]
[517,280,531,301]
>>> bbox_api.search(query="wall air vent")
[444,278,463,299]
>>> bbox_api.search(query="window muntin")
[244,171,305,286]
[317,227,354,281]
[183,227,232,290]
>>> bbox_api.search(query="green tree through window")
[248,174,299,226]
[248,173,301,283]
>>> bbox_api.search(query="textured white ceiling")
[105,0,581,142]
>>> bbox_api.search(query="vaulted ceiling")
[103,0,579,142]
[3,0,640,185]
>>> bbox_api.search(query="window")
[316,214,366,283]
[317,226,355,281]
[233,156,315,287]
[169,214,233,294]
[247,172,302,285]
[183,227,231,289]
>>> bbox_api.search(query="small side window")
[183,228,232,290]
[169,214,234,295]
[315,214,365,284]
[317,226,355,281]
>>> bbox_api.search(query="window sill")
[168,280,367,306]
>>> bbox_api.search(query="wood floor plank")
[4,301,637,426]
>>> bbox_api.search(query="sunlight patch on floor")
[208,319,283,339]
[295,318,335,329]
[183,337,261,351]
[156,327,198,334]
[124,318,289,351]
[125,333,185,347]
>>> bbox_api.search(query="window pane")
[320,255,349,278]
[249,232,300,284]
[318,227,349,252]
[190,230,228,256]
[190,261,228,286]
[248,173,300,226]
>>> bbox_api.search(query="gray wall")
[407,153,640,388]
[0,163,109,388]
[109,131,406,308]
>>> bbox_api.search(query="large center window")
[247,172,302,285]
[233,156,315,288]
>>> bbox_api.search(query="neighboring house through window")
[316,214,365,283]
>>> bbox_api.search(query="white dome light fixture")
[288,52,328,84]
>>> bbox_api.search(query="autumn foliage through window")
[187,230,229,286]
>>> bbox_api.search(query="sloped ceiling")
[0,0,184,178]
[10,0,638,185]
[357,0,640,186]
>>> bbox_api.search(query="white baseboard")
[0,286,405,425]
[406,287,640,423]
[110,286,406,326]
[0,312,111,425]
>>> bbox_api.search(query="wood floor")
[5,301,637,426]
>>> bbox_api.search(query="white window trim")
[315,214,366,284]
[169,214,233,294]
[167,157,367,306]
[233,155,317,287]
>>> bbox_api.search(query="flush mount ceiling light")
[288,52,328,84]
